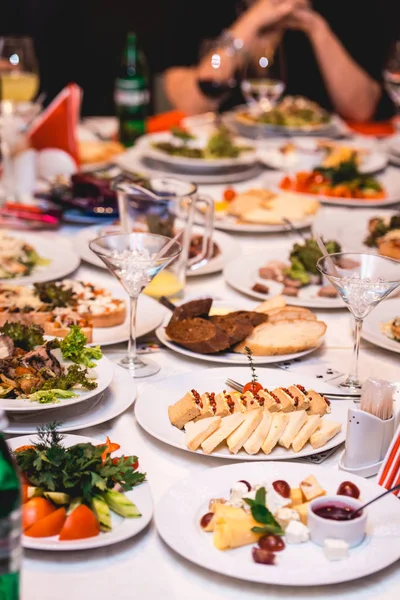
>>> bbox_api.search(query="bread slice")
[291,415,321,452]
[266,306,316,324]
[234,319,327,356]
[227,409,263,454]
[271,388,296,413]
[262,413,290,454]
[254,296,286,314]
[279,411,308,449]
[307,390,331,416]
[185,416,222,451]
[287,385,310,410]
[201,413,246,454]
[165,317,230,354]
[257,390,281,412]
[243,411,273,454]
[168,390,202,429]
[310,420,342,449]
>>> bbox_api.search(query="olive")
[337,481,360,499]
[200,512,214,529]
[252,547,276,565]
[258,535,285,552]
[272,480,291,498]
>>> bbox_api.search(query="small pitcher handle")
[187,194,215,270]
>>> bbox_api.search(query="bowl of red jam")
[308,495,367,548]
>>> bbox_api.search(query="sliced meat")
[0,336,14,359]
[283,278,302,288]
[258,267,276,280]
[165,317,230,354]
[283,287,299,297]
[22,343,62,377]
[317,286,338,298]
[252,283,269,295]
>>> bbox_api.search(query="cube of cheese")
[293,501,311,525]
[289,488,303,506]
[300,474,326,501]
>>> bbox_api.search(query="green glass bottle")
[115,32,150,147]
[0,412,21,600]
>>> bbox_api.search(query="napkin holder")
[339,407,395,478]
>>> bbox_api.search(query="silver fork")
[224,378,360,399]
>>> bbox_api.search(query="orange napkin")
[344,119,396,137]
[378,421,400,497]
[28,83,82,166]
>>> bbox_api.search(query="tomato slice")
[25,507,67,538]
[59,505,100,541]
[22,498,56,531]
[223,187,236,202]
[242,382,263,394]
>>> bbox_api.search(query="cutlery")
[282,217,308,241]
[345,483,400,519]
[225,377,361,399]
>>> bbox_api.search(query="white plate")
[225,108,338,137]
[3,364,136,433]
[135,366,350,461]
[362,299,400,354]
[257,137,388,174]
[224,250,345,309]
[155,461,400,585]
[1,355,113,412]
[137,131,257,170]
[7,434,152,550]
[75,224,240,278]
[156,309,323,365]
[0,233,80,285]
[265,168,400,208]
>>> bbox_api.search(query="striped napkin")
[378,422,400,497]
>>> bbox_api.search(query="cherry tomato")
[258,535,285,552]
[272,480,291,498]
[223,187,236,202]
[243,382,263,394]
[337,481,360,499]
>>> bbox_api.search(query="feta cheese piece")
[323,539,349,561]
[275,507,301,530]
[265,484,291,515]
[228,481,251,508]
[285,520,310,544]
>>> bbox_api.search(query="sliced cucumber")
[67,497,82,515]
[103,490,141,518]
[43,491,70,505]
[92,496,112,532]
[27,486,43,499]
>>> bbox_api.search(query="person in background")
[162,0,397,121]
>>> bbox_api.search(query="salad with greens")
[0,323,102,403]
[0,232,50,280]
[285,238,341,285]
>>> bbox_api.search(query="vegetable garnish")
[33,282,77,309]
[28,389,77,405]
[39,364,97,392]
[0,322,44,351]
[285,238,341,283]
[243,346,263,394]
[244,488,284,536]
[59,325,102,367]
[99,437,121,464]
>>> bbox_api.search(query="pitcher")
[112,177,214,299]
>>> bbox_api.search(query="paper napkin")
[378,421,400,496]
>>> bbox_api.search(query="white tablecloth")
[19,217,400,600]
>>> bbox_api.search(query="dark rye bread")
[169,298,213,324]
[165,318,231,354]
[209,313,262,346]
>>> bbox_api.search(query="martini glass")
[89,233,181,377]
[317,253,400,390]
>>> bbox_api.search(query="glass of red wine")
[196,35,240,104]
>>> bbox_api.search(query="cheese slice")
[261,412,289,454]
[201,413,245,455]
[291,415,321,452]
[185,416,222,451]
[227,409,263,454]
[310,420,342,449]
[279,410,308,449]
[243,411,273,454]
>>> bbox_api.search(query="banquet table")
[15,205,400,600]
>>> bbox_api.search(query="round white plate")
[155,461,400,585]
[135,366,350,461]
[156,315,323,366]
[137,131,257,170]
[0,233,80,285]
[362,299,400,354]
[7,434,152,550]
[3,364,136,433]
[1,355,113,412]
[265,168,400,208]
[224,249,345,309]
[257,137,388,174]
[75,224,240,278]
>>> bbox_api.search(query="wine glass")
[384,41,400,114]
[89,233,181,378]
[241,33,285,117]
[0,37,39,104]
[317,253,400,390]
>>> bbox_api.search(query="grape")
[337,481,360,499]
[258,535,285,552]
[252,547,276,565]
[200,512,214,529]
[272,480,291,498]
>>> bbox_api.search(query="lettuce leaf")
[59,325,102,367]
[28,389,77,404]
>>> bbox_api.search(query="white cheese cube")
[275,507,301,530]
[265,484,291,515]
[285,520,310,544]
[323,539,349,561]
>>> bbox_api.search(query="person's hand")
[284,7,328,38]
[247,0,311,31]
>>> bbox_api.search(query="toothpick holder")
[339,407,395,478]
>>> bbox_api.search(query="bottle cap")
[0,410,9,432]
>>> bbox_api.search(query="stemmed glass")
[317,253,400,390]
[384,41,400,115]
[0,37,39,104]
[90,233,181,378]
